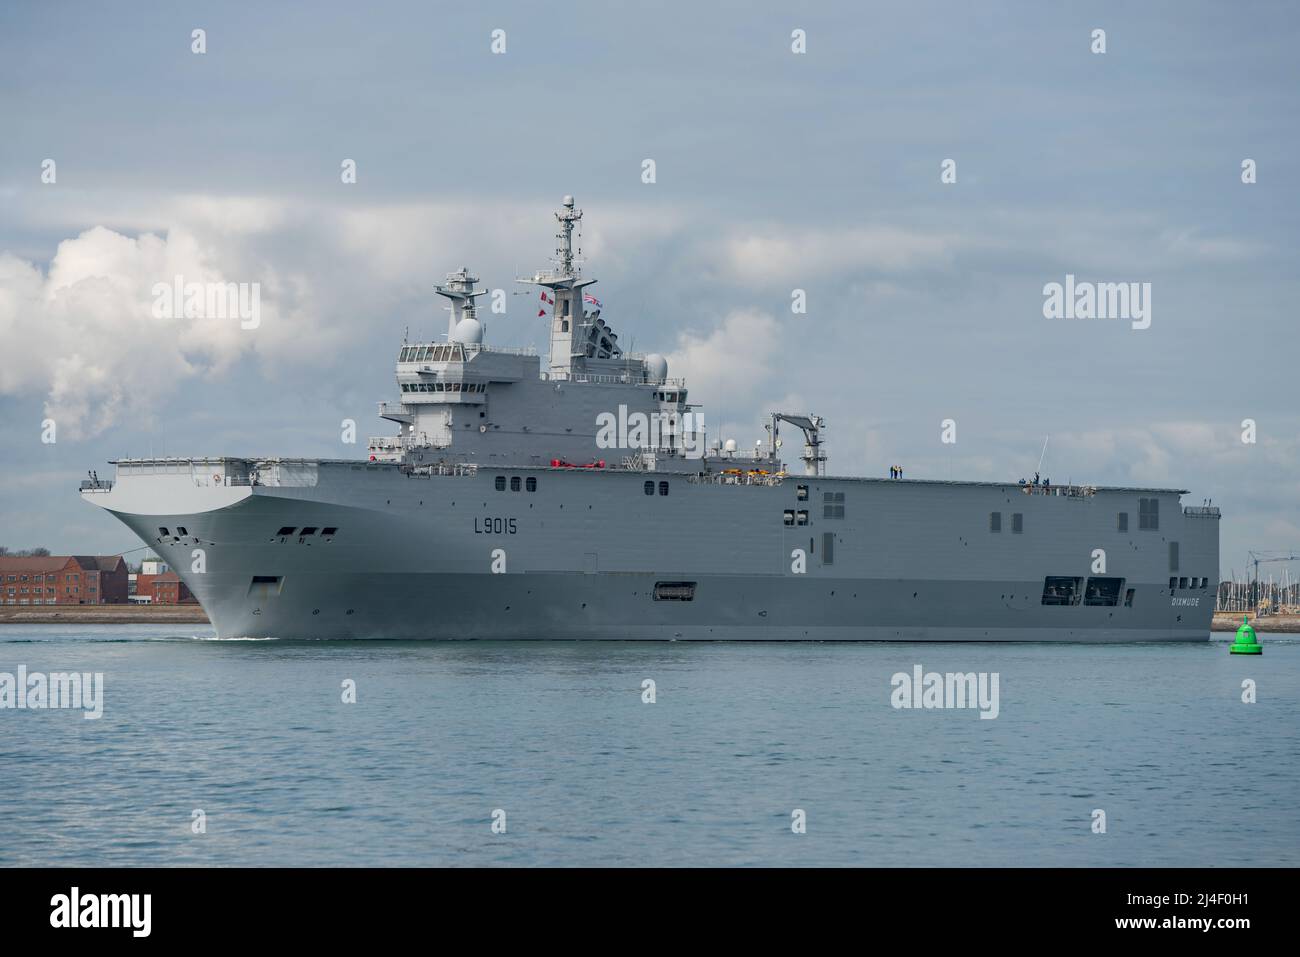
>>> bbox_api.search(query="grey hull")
[79,199,1220,642]
[93,461,1218,641]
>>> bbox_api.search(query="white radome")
[644,353,668,384]
[451,316,484,345]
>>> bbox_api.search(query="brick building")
[0,555,129,605]
[135,570,197,605]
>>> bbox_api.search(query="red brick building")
[0,555,129,605]
[135,571,197,605]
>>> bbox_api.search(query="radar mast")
[517,196,599,376]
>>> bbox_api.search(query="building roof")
[138,571,181,583]
[72,555,127,571]
[0,555,75,572]
[0,555,124,572]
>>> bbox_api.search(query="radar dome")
[450,316,484,345]
[723,438,738,453]
[644,353,668,384]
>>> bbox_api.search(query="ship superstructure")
[81,198,1219,640]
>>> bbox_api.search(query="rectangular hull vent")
[653,581,696,602]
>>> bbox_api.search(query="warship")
[81,197,1219,640]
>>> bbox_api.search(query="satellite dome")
[723,438,738,453]
[450,316,484,345]
[644,353,668,384]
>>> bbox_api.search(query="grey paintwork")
[81,198,1219,641]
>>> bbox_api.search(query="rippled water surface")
[1,624,1296,866]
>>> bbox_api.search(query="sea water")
[1,625,1296,866]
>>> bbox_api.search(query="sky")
[0,1,1297,579]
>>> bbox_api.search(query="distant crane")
[1248,550,1300,615]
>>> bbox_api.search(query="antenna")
[554,195,583,278]
[1035,435,1050,476]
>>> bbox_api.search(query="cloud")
[714,225,965,286]
[665,309,782,417]
[0,193,693,440]
[0,223,307,438]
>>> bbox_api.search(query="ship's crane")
[768,412,826,476]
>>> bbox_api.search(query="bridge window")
[990,511,1001,532]
[176,526,188,536]
[495,476,506,491]
[1169,577,1178,590]
[1139,497,1159,530]
[658,481,670,496]
[796,510,809,526]
[1041,576,1083,606]
[644,481,654,496]
[322,527,337,536]
[300,527,318,536]
[157,527,169,537]
[510,476,521,492]
[526,477,537,492]
[1125,588,1135,607]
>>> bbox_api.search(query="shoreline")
[1,606,1296,633]
[0,605,210,625]
[1212,611,1300,633]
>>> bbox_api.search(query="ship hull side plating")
[88,463,1218,641]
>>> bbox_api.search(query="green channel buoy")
[1230,615,1262,655]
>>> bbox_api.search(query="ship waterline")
[82,197,1218,641]
[85,460,1218,641]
